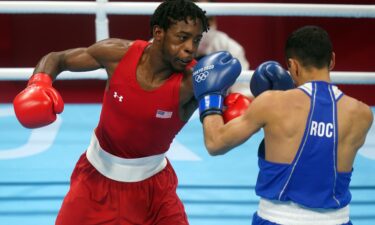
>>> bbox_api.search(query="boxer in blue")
[193,26,373,224]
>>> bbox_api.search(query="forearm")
[33,52,65,80]
[203,115,232,155]
[203,112,261,156]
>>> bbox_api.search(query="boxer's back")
[263,83,372,173]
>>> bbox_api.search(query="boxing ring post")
[95,0,109,41]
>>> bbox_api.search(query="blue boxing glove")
[193,51,242,122]
[250,61,294,97]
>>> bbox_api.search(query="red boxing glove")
[13,73,64,128]
[223,93,252,123]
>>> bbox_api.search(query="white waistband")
[86,133,167,182]
[257,198,350,225]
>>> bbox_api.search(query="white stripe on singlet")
[86,132,167,182]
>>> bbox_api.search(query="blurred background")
[1,0,374,104]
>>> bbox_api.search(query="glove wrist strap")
[28,73,53,86]
[198,94,224,122]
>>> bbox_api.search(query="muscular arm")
[33,38,130,80]
[179,66,198,121]
[181,97,198,121]
[202,92,270,155]
[354,102,374,150]
[337,99,373,172]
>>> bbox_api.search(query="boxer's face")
[159,18,204,72]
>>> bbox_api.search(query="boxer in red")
[13,1,211,224]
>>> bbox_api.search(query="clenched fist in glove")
[13,73,64,128]
[223,93,252,123]
[250,61,294,97]
[193,51,242,122]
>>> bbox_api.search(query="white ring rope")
[1,68,374,85]
[0,1,374,84]
[0,2,374,18]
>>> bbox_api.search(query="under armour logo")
[113,91,123,102]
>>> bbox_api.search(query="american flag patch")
[156,110,173,119]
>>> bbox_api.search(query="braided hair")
[150,0,209,35]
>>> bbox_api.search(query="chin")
[172,63,185,73]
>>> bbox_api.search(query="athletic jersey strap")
[298,82,343,101]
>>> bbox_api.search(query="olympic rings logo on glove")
[194,71,210,83]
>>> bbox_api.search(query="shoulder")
[214,30,230,39]
[88,38,134,61]
[213,30,242,48]
[250,89,306,116]
[96,38,132,48]
[89,38,133,53]
[253,89,294,107]
[341,95,373,128]
[246,91,279,120]
[355,99,373,126]
[86,38,137,67]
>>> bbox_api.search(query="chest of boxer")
[95,40,186,158]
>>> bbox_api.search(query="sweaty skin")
[33,19,204,122]
[202,67,373,173]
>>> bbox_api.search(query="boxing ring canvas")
[0,104,374,225]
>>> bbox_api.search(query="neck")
[298,67,331,85]
[142,44,174,81]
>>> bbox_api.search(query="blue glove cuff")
[198,94,224,122]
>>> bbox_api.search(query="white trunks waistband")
[257,198,350,225]
[86,133,167,182]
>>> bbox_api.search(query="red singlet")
[96,40,187,158]
[56,40,193,225]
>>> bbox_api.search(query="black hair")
[285,25,332,69]
[150,0,209,35]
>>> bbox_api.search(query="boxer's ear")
[329,52,335,71]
